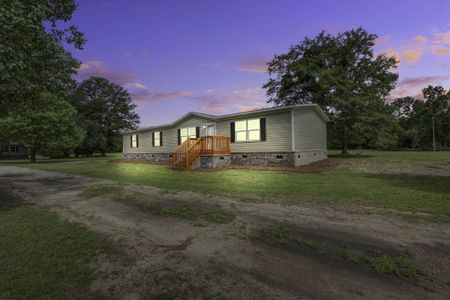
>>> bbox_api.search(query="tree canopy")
[0,92,84,162]
[70,77,140,156]
[264,27,399,153]
[0,0,88,161]
[0,0,85,116]
[391,86,450,150]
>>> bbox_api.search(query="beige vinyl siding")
[215,111,293,152]
[293,107,327,151]
[122,116,211,154]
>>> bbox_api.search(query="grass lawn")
[0,207,113,299]
[3,150,450,222]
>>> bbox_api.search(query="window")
[154,131,161,147]
[10,145,17,153]
[131,134,138,148]
[235,118,260,142]
[180,127,196,143]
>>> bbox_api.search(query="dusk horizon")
[71,0,450,127]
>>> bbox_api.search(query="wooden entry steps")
[171,136,231,169]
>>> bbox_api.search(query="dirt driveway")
[1,165,449,299]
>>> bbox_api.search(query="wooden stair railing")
[185,138,202,169]
[171,138,196,168]
[172,136,231,169]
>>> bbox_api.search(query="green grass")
[160,204,235,224]
[0,207,112,299]
[87,185,235,224]
[337,245,425,281]
[268,227,426,284]
[328,149,450,162]
[270,227,325,250]
[4,151,450,222]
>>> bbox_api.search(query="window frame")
[180,127,196,143]
[154,131,161,147]
[131,134,138,148]
[234,118,260,142]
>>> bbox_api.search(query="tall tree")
[0,93,84,162]
[418,86,450,150]
[390,87,450,150]
[0,0,85,159]
[0,0,85,116]
[71,77,140,156]
[264,27,398,154]
[390,97,417,148]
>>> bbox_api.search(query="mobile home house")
[122,104,329,169]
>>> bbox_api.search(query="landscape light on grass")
[1,0,450,299]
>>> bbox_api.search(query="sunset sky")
[72,0,450,126]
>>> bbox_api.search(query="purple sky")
[71,0,450,126]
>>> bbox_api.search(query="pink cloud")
[75,60,134,85]
[388,76,449,100]
[415,35,427,43]
[237,57,268,73]
[195,87,266,113]
[432,48,450,55]
[76,60,191,103]
[375,35,390,45]
[433,30,450,44]
[125,82,192,102]
[402,48,422,63]
[235,104,264,112]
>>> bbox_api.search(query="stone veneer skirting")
[123,153,171,163]
[123,150,327,168]
[231,152,295,167]
[199,155,231,169]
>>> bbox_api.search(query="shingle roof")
[123,103,329,134]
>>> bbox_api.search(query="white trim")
[204,123,216,136]
[291,110,295,151]
[123,104,329,134]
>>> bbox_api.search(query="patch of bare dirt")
[1,165,449,299]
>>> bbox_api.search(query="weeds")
[268,226,428,285]
[161,205,235,224]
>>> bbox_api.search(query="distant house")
[0,144,27,158]
[122,104,329,169]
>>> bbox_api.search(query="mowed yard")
[5,150,450,222]
[1,150,450,299]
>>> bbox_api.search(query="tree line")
[264,27,450,153]
[0,1,139,162]
[1,2,448,163]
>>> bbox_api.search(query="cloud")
[195,87,266,113]
[433,30,450,44]
[76,60,191,103]
[388,76,449,99]
[402,48,422,63]
[415,35,427,43]
[75,60,135,85]
[235,104,264,112]
[124,82,192,102]
[375,35,390,45]
[237,57,268,73]
[432,48,450,55]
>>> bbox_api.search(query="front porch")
[171,136,231,169]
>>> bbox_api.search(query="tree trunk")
[341,126,349,155]
[30,148,37,163]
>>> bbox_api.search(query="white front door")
[206,124,216,136]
